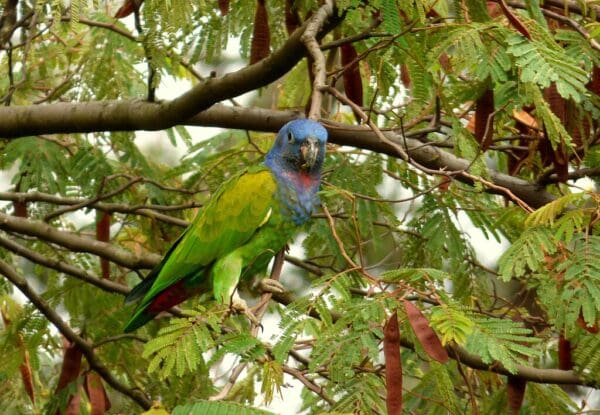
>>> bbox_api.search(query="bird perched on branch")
[124,119,328,332]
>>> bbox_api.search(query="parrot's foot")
[230,297,259,325]
[257,278,285,294]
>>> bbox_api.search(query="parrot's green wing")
[138,165,278,306]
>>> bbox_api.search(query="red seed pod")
[250,0,271,64]
[55,339,83,415]
[96,211,111,279]
[403,300,449,363]
[576,310,599,334]
[507,376,527,415]
[13,201,27,217]
[544,84,566,123]
[84,373,112,415]
[498,0,531,39]
[474,88,495,150]
[487,1,502,18]
[114,0,143,18]
[589,66,600,96]
[218,0,229,16]
[400,63,411,89]
[55,339,82,391]
[20,346,35,404]
[340,44,363,107]
[558,333,573,370]
[383,312,402,415]
[285,0,301,36]
[64,392,81,415]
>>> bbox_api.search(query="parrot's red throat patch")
[282,170,319,191]
[298,171,319,189]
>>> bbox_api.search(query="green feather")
[124,165,297,331]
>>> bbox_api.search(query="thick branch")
[0,9,340,138]
[0,259,153,409]
[0,102,557,209]
[0,233,130,295]
[0,211,161,269]
[193,105,557,209]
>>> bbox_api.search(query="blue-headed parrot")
[123,119,328,332]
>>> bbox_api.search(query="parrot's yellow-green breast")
[140,167,279,304]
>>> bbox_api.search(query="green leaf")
[172,400,276,415]
[545,236,600,329]
[525,193,585,228]
[525,384,577,414]
[498,227,556,280]
[507,34,588,102]
[261,360,283,405]
[382,0,402,34]
[573,334,600,384]
[464,315,541,373]
[429,305,474,346]
[382,268,450,283]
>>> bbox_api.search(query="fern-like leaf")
[464,315,541,373]
[506,34,588,102]
[498,227,556,281]
[172,400,276,415]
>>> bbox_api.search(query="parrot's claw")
[230,297,259,325]
[257,278,285,294]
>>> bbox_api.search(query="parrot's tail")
[124,268,160,305]
[123,308,157,333]
[124,278,204,332]
[123,282,184,332]
[125,229,189,305]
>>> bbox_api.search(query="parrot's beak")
[300,137,319,170]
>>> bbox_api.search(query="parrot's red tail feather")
[147,280,189,313]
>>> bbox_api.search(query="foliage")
[0,0,599,414]
[171,400,276,415]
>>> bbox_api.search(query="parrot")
[123,119,328,332]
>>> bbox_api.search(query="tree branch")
[0,9,341,137]
[0,233,130,295]
[0,211,161,269]
[0,190,195,227]
[301,0,333,119]
[190,105,557,209]
[0,258,153,409]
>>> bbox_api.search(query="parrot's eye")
[287,131,294,143]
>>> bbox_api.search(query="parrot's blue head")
[265,119,328,224]
[265,119,328,177]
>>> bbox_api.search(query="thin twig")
[93,333,147,348]
[321,205,359,269]
[461,172,534,213]
[0,190,194,227]
[44,176,143,222]
[282,365,334,405]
